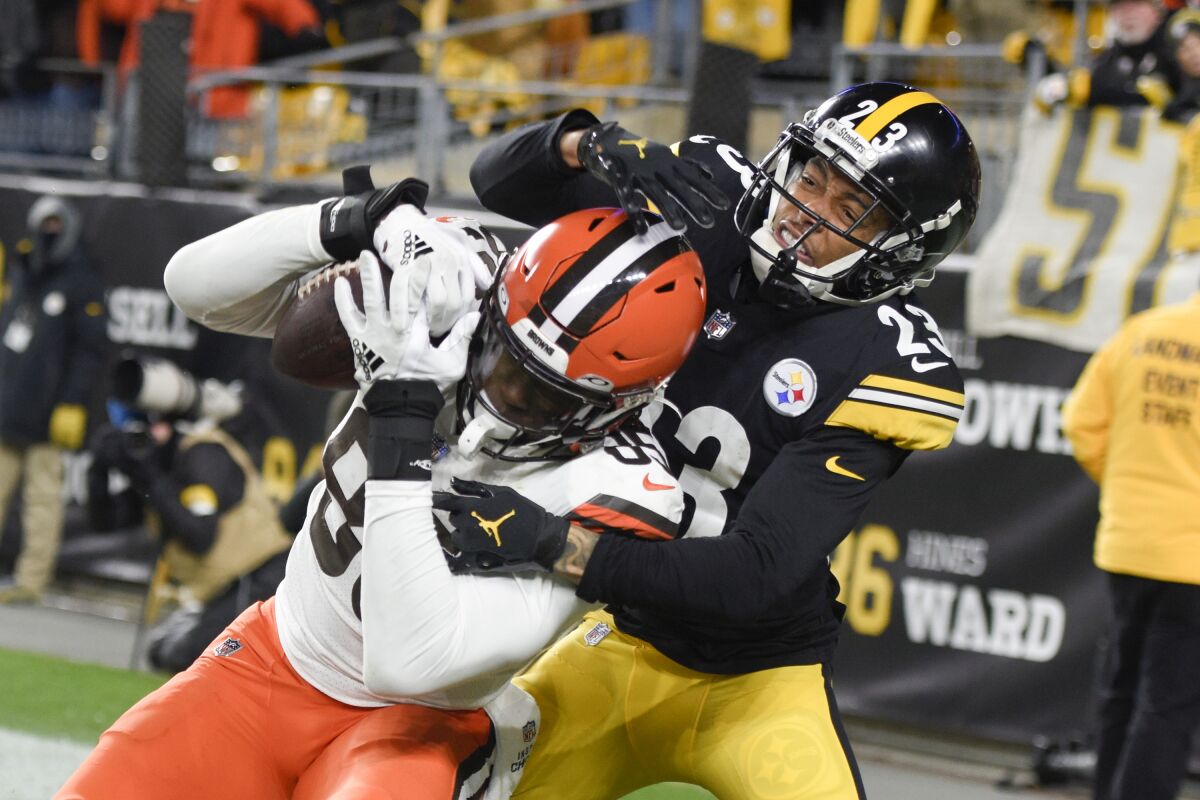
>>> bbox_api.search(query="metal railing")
[0,6,1040,251]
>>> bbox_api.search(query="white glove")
[372,205,492,337]
[1035,72,1069,111]
[335,251,480,392]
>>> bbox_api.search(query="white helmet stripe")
[545,221,679,328]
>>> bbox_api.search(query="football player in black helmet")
[738,82,980,306]
[454,82,980,799]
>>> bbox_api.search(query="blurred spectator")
[86,0,324,117]
[1034,0,1181,112]
[1164,7,1200,120]
[89,356,292,672]
[76,0,142,69]
[191,0,325,117]
[0,196,108,605]
[1062,294,1200,800]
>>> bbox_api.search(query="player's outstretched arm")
[469,110,623,228]
[164,203,332,338]
[165,166,429,338]
[443,428,909,623]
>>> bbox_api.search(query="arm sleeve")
[468,109,622,228]
[360,480,586,700]
[576,427,908,623]
[163,203,332,338]
[1062,336,1117,484]
[144,443,246,555]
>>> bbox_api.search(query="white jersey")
[274,395,681,709]
[163,203,684,789]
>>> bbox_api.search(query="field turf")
[0,647,715,799]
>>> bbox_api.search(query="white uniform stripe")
[549,223,678,326]
[848,388,964,420]
[537,315,565,345]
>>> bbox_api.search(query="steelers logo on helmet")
[457,207,707,461]
[733,81,981,307]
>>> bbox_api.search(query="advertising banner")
[966,105,1200,353]
[836,270,1104,743]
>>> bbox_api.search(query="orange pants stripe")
[56,598,493,800]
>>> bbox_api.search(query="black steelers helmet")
[734,81,981,306]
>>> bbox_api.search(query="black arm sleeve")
[144,442,246,555]
[576,426,909,623]
[468,109,623,228]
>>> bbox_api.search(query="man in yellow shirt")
[1062,293,1200,800]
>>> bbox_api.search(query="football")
[270,257,387,390]
[270,216,510,390]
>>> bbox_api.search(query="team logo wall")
[763,358,817,417]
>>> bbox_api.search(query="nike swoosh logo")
[825,456,864,481]
[910,357,949,373]
[642,474,675,492]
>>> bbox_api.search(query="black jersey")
[469,111,965,673]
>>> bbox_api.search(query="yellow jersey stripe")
[855,91,941,140]
[826,400,958,450]
[861,374,965,406]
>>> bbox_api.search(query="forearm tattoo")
[553,524,599,584]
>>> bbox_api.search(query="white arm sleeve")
[163,203,332,338]
[359,480,583,700]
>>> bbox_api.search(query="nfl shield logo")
[213,637,243,658]
[703,309,736,340]
[522,720,537,743]
[583,621,612,647]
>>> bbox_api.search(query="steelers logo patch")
[763,358,817,417]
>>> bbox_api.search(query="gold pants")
[0,442,65,592]
[511,610,863,799]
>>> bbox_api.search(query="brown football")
[270,259,391,390]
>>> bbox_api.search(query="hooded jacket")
[0,197,109,445]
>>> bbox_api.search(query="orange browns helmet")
[459,208,706,461]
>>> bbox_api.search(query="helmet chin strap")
[457,405,517,458]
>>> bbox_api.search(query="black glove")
[576,121,730,234]
[433,478,569,574]
[319,165,430,263]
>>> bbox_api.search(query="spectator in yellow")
[0,197,108,604]
[1061,292,1200,800]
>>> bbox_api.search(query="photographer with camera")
[89,355,292,672]
[0,195,108,605]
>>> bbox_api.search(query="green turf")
[0,647,168,743]
[0,646,717,798]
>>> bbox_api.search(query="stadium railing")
[0,5,1039,253]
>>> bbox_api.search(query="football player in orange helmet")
[62,200,705,800]
[458,207,706,460]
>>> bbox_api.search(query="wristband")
[364,381,444,480]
